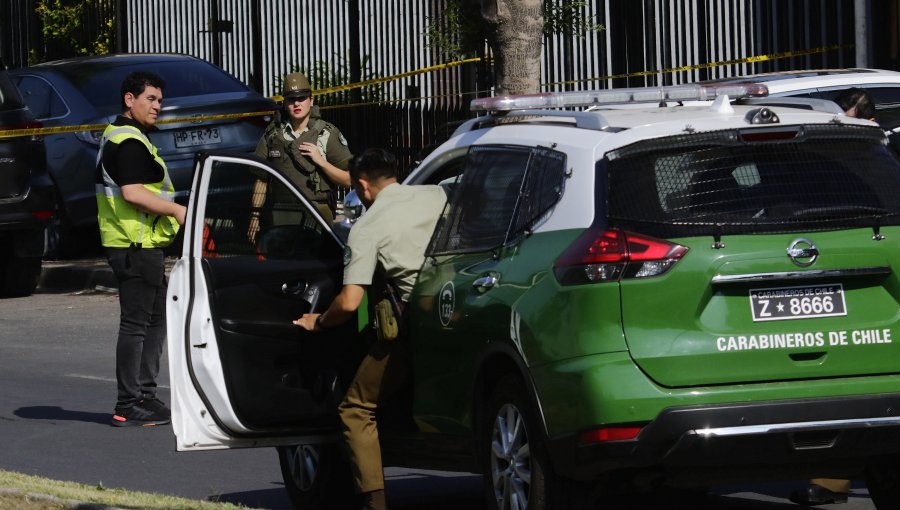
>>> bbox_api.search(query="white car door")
[167,152,365,451]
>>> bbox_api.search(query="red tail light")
[554,228,688,285]
[31,210,54,221]
[578,426,643,445]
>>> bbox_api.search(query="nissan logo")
[787,238,818,267]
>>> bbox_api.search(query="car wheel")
[0,247,41,297]
[482,375,586,510]
[277,443,355,510]
[867,456,900,510]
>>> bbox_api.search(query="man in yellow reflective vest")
[95,71,186,427]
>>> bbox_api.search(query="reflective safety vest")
[95,124,179,248]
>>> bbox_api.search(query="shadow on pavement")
[14,406,110,425]
[212,486,291,510]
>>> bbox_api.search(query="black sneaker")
[111,404,170,427]
[140,397,171,418]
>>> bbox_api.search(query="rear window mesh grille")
[607,125,900,237]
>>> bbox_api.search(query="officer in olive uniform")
[255,72,353,221]
[293,148,447,510]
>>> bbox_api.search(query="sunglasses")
[284,94,311,103]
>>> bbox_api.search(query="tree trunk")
[481,0,544,95]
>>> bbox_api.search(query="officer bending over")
[293,148,447,510]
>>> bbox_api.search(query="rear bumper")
[548,393,900,484]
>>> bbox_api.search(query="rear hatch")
[606,125,900,387]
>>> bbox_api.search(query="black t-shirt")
[98,116,164,186]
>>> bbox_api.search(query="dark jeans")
[106,247,167,408]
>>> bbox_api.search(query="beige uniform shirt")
[343,183,447,301]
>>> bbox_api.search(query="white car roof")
[705,68,900,94]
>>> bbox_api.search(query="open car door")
[167,152,363,451]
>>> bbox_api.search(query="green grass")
[0,470,264,510]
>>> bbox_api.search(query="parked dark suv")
[0,66,55,296]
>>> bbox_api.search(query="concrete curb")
[38,259,118,293]
[37,258,178,293]
[0,488,126,509]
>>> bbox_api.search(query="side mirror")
[342,189,366,225]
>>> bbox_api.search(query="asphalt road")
[0,272,880,510]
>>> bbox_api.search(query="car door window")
[201,161,341,262]
[13,76,67,119]
[427,145,567,255]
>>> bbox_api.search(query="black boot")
[789,484,849,506]
[361,489,387,510]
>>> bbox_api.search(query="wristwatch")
[315,314,326,330]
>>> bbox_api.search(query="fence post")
[250,0,263,92]
[115,0,128,53]
[348,0,362,153]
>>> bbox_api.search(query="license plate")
[173,127,221,148]
[749,284,847,322]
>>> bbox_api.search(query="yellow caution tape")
[0,45,850,138]
[544,44,850,88]
[0,110,275,139]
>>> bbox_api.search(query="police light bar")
[470,84,769,112]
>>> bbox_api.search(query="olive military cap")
[282,72,312,99]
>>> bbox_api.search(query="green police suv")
[167,84,900,510]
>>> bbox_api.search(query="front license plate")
[749,284,847,322]
[173,127,221,148]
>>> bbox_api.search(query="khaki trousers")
[339,334,408,493]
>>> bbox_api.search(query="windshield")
[56,60,248,117]
[606,125,900,237]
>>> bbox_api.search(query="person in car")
[96,71,186,427]
[835,87,876,121]
[254,71,352,222]
[789,87,876,506]
[292,148,447,510]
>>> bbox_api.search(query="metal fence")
[1,0,858,176]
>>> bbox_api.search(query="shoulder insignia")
[339,133,349,146]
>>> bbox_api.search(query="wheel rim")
[285,445,320,492]
[490,403,531,510]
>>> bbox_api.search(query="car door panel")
[168,153,363,451]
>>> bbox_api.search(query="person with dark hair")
[293,148,447,510]
[96,71,186,427]
[835,87,876,121]
[255,72,352,221]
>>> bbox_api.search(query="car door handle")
[472,275,498,290]
[282,281,320,312]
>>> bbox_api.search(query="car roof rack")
[453,84,770,136]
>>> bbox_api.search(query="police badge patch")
[343,245,352,266]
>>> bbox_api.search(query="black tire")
[277,443,356,510]
[481,374,587,510]
[0,249,41,297]
[868,457,900,510]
